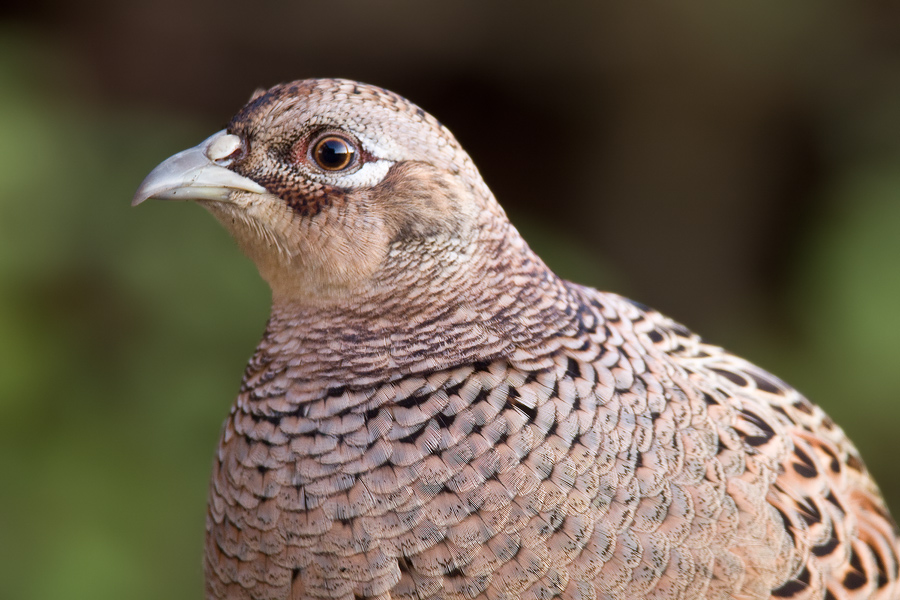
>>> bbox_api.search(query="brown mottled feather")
[137,79,899,600]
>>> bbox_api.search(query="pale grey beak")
[132,130,267,207]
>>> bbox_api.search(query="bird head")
[133,79,504,306]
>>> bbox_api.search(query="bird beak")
[132,130,266,207]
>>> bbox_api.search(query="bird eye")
[312,135,356,171]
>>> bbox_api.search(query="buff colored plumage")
[133,79,900,600]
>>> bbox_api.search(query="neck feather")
[244,219,583,403]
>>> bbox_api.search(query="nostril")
[207,133,246,166]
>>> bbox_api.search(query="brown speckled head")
[196,79,505,304]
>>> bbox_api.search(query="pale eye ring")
[311,135,356,171]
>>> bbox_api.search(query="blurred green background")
[1,2,899,599]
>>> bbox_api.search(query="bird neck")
[249,221,584,398]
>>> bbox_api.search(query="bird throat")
[240,233,586,413]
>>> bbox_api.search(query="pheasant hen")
[133,79,900,600]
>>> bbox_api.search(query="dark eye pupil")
[314,136,354,170]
